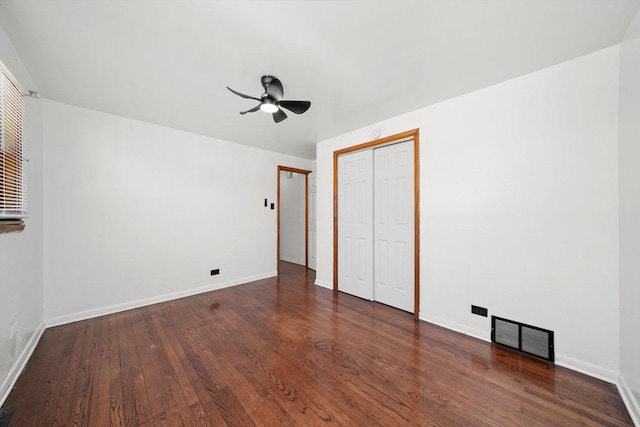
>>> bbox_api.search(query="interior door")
[338,150,374,300]
[373,141,415,312]
[308,172,317,271]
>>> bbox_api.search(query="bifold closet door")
[373,141,414,312]
[337,149,374,300]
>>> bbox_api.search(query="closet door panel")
[374,141,414,312]
[338,150,374,300]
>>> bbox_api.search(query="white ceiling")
[0,1,638,160]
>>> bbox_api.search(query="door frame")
[333,129,421,318]
[277,165,312,275]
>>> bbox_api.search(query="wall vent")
[491,316,554,362]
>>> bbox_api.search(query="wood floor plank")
[115,311,155,426]
[66,318,100,426]
[148,304,214,426]
[52,321,91,426]
[1,262,633,426]
[108,314,125,426]
[87,316,112,426]
[128,306,178,424]
[179,307,287,426]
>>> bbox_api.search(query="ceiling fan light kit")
[260,99,279,113]
[227,75,311,123]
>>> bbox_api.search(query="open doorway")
[277,165,312,275]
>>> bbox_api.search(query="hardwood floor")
[1,262,633,426]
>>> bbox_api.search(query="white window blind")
[0,61,26,219]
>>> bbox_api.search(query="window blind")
[0,61,26,219]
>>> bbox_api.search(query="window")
[0,60,26,233]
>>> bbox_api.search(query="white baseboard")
[419,312,490,343]
[279,256,305,266]
[44,271,278,327]
[618,374,640,426]
[555,354,619,384]
[314,279,333,289]
[0,322,45,408]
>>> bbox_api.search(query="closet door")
[373,141,414,312]
[338,150,374,300]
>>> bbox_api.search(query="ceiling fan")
[226,75,311,123]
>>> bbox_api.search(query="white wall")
[0,25,44,404]
[619,6,640,424]
[316,46,621,380]
[279,171,306,265]
[42,100,311,324]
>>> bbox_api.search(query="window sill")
[0,220,25,234]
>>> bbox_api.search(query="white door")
[338,150,374,300]
[308,172,317,271]
[373,141,414,312]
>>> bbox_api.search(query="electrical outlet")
[210,269,220,276]
[10,321,18,339]
[471,305,488,317]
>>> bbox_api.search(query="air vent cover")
[491,316,554,362]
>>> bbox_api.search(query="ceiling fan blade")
[261,75,271,91]
[278,100,311,114]
[226,86,260,101]
[273,108,287,123]
[265,77,284,101]
[240,105,261,115]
